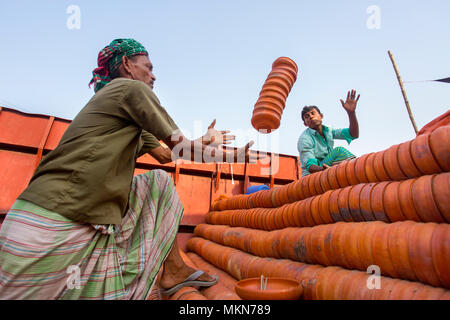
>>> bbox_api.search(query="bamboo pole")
[388,50,419,134]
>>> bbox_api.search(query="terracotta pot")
[309,225,333,266]
[298,265,322,300]
[302,197,316,227]
[359,183,377,221]
[335,162,350,188]
[354,153,370,183]
[332,222,353,269]
[300,175,313,199]
[313,171,324,194]
[286,180,300,202]
[293,179,307,201]
[335,270,360,300]
[270,67,296,86]
[284,204,297,228]
[348,184,365,222]
[398,179,422,221]
[327,164,341,190]
[263,77,290,97]
[303,228,319,265]
[325,269,357,300]
[342,223,365,270]
[408,222,441,287]
[388,281,422,300]
[397,140,422,178]
[259,88,287,106]
[328,189,344,222]
[340,272,370,300]
[410,133,442,175]
[357,221,385,270]
[370,181,391,222]
[315,266,341,300]
[372,278,402,300]
[337,186,353,222]
[431,172,450,223]
[364,152,380,183]
[383,144,408,180]
[278,186,290,206]
[318,190,334,224]
[294,200,309,227]
[273,56,298,71]
[322,223,340,266]
[260,84,288,99]
[266,72,294,92]
[319,169,332,193]
[429,125,450,171]
[411,175,445,223]
[371,222,399,278]
[412,285,448,300]
[308,172,319,196]
[290,201,303,227]
[431,223,450,288]
[251,113,280,132]
[345,158,359,186]
[255,97,285,113]
[373,151,390,182]
[383,181,407,222]
[275,206,286,229]
[387,221,417,281]
[310,195,324,226]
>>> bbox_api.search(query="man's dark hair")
[301,105,322,121]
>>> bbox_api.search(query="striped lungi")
[320,146,356,167]
[0,169,183,300]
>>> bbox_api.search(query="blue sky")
[0,1,449,158]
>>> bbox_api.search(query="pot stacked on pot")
[187,120,450,300]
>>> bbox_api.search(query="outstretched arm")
[340,89,360,139]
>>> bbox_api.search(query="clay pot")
[345,159,359,186]
[429,125,450,171]
[290,202,303,227]
[387,221,417,281]
[337,186,353,222]
[408,222,441,287]
[328,189,344,222]
[364,152,380,183]
[272,57,298,73]
[334,270,360,300]
[319,169,332,193]
[357,221,385,269]
[383,144,408,180]
[302,197,316,227]
[313,171,325,194]
[332,222,353,269]
[298,265,322,300]
[398,179,422,221]
[259,88,287,106]
[251,109,281,132]
[354,153,370,183]
[308,172,319,196]
[309,224,333,266]
[310,195,324,226]
[397,140,422,178]
[335,162,350,188]
[412,285,448,300]
[359,183,377,221]
[383,181,407,222]
[342,223,365,270]
[388,281,422,300]
[315,266,341,300]
[411,175,445,223]
[431,223,450,288]
[286,181,301,202]
[371,222,399,278]
[322,223,340,267]
[373,151,390,182]
[370,181,391,222]
[300,175,313,199]
[263,77,290,97]
[340,271,370,300]
[410,133,442,175]
[348,184,365,222]
[235,277,303,300]
[431,172,450,223]
[327,164,341,190]
[317,190,334,224]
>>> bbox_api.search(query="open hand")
[234,141,267,163]
[203,119,236,146]
[340,90,360,113]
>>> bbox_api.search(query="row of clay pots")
[194,221,450,289]
[211,125,449,211]
[186,236,450,300]
[206,173,450,229]
[251,57,298,132]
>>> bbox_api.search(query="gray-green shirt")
[18,78,178,225]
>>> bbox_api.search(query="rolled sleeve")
[298,134,319,171]
[332,128,355,145]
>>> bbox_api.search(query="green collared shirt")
[18,78,178,225]
[297,125,355,176]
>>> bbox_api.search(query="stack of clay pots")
[186,124,450,300]
[251,57,298,133]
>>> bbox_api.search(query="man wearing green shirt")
[297,90,360,176]
[0,38,257,299]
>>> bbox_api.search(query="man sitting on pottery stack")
[297,90,360,176]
